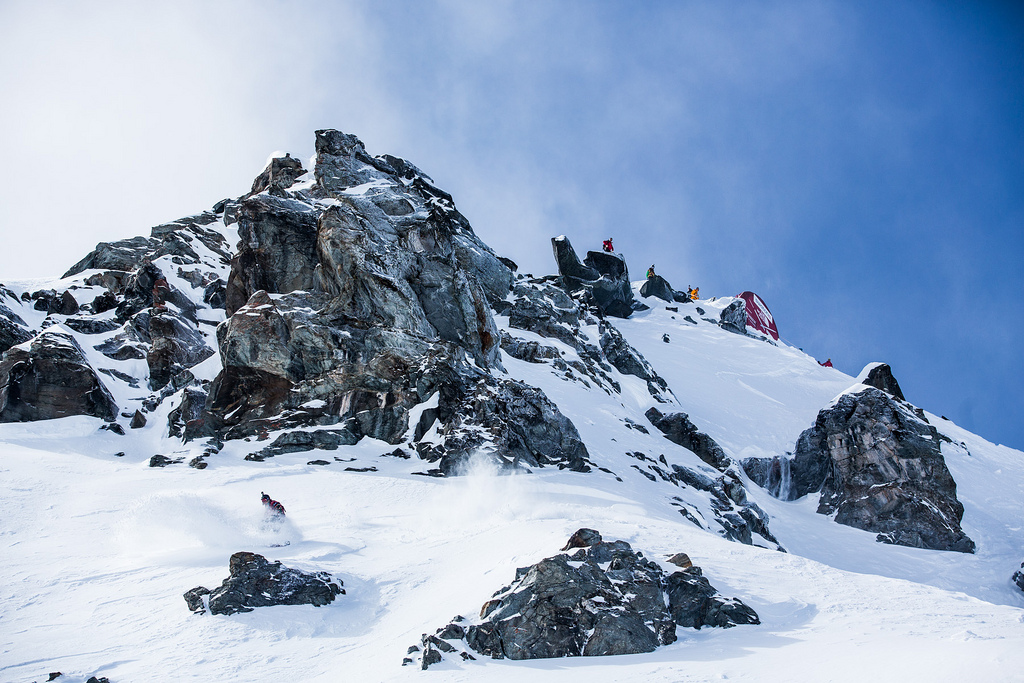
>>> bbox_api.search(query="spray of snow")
[114,492,300,562]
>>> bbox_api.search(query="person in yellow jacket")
[690,286,699,301]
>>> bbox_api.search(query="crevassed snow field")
[2,287,1023,683]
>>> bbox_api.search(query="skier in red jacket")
[261,492,286,516]
[819,358,833,368]
[602,238,614,252]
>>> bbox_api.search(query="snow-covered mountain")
[2,131,1022,683]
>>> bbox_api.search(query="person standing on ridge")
[690,286,699,301]
[602,238,614,252]
[646,265,656,279]
[261,492,286,516]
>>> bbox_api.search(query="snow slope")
[2,282,1024,682]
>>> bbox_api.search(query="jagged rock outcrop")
[412,356,592,474]
[858,362,906,401]
[640,274,675,302]
[410,529,758,667]
[742,387,975,553]
[551,236,634,318]
[249,153,306,196]
[0,330,118,422]
[1013,563,1024,593]
[183,552,343,615]
[646,407,730,470]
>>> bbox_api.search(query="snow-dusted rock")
[413,530,757,667]
[183,552,343,615]
[744,387,975,553]
[646,406,730,470]
[0,330,117,422]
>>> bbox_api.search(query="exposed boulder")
[0,330,117,422]
[858,362,906,401]
[412,530,758,667]
[646,407,730,470]
[183,552,343,615]
[742,388,975,553]
[640,274,675,302]
[1013,563,1024,593]
[720,298,746,335]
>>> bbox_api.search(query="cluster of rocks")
[183,551,343,615]
[0,206,232,430]
[497,275,672,402]
[550,236,639,318]
[743,372,975,553]
[408,529,759,668]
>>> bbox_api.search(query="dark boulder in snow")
[742,388,975,553]
[720,298,746,335]
[640,274,675,302]
[858,362,906,401]
[1013,563,1024,593]
[646,407,730,470]
[184,552,344,615]
[412,530,758,667]
[0,330,117,422]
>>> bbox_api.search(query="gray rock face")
[224,195,319,316]
[147,309,213,390]
[0,330,117,422]
[1013,563,1024,593]
[413,530,758,667]
[646,407,730,470]
[640,274,675,302]
[861,363,906,401]
[742,388,975,553]
[183,551,343,615]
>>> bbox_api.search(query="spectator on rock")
[602,238,614,252]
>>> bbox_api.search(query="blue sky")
[1,1,1021,449]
